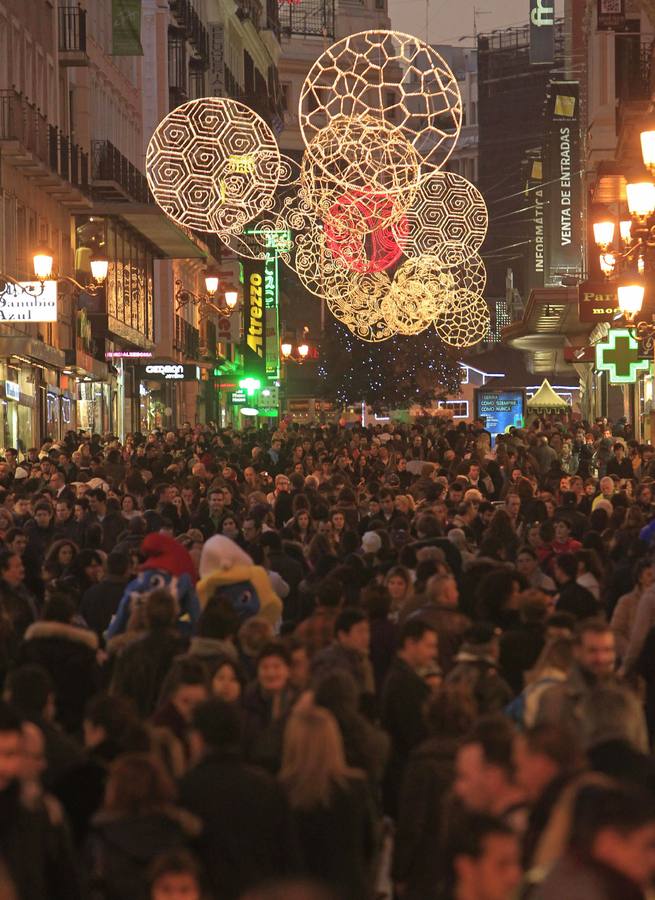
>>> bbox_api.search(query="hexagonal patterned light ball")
[146,97,281,235]
[396,170,488,267]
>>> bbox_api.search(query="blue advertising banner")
[475,389,525,445]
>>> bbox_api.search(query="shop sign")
[530,0,554,64]
[136,364,199,381]
[0,281,57,322]
[208,24,225,96]
[544,82,582,280]
[105,350,153,359]
[578,281,618,322]
[595,329,650,384]
[597,0,626,31]
[229,390,247,404]
[4,381,19,401]
[242,259,267,379]
[475,389,525,446]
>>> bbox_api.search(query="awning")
[89,203,208,259]
[0,336,66,369]
[527,378,570,409]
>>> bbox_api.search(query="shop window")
[440,400,469,419]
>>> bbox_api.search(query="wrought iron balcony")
[169,0,209,64]
[0,89,89,197]
[58,6,88,65]
[91,140,151,204]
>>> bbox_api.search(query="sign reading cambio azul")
[0,281,57,322]
[137,364,199,381]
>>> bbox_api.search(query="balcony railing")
[169,0,209,64]
[616,38,654,102]
[58,6,87,59]
[0,89,89,191]
[91,140,151,204]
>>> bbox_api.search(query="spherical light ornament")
[397,170,488,265]
[434,289,490,348]
[446,252,487,296]
[324,190,409,273]
[382,256,455,335]
[294,228,354,300]
[299,30,462,174]
[146,97,280,235]
[300,115,419,233]
[328,271,395,342]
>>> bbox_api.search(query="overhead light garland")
[145,30,491,349]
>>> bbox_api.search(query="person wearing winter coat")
[86,753,200,900]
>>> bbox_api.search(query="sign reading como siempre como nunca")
[0,281,58,321]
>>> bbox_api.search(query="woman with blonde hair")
[279,706,377,900]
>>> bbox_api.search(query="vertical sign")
[525,150,545,291]
[241,259,267,380]
[111,0,143,55]
[208,24,225,96]
[544,82,582,281]
[597,0,626,31]
[264,235,280,380]
[529,0,554,64]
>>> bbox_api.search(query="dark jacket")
[499,622,546,695]
[17,621,99,733]
[445,653,513,714]
[110,628,188,718]
[393,735,460,900]
[241,683,297,773]
[556,579,599,621]
[532,851,646,900]
[80,576,129,638]
[179,749,301,900]
[86,807,200,900]
[290,777,378,900]
[381,657,431,815]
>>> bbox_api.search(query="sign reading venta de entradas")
[544,82,582,281]
[0,281,57,321]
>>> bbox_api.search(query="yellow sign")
[246,272,263,357]
[554,94,576,118]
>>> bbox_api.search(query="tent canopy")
[527,378,570,409]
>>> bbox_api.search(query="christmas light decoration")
[299,30,463,174]
[324,190,408,273]
[434,289,491,348]
[146,97,280,234]
[396,170,488,266]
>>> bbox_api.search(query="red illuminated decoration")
[324,190,408,273]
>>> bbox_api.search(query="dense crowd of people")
[2,416,655,899]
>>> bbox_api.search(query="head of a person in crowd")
[580,682,650,754]
[454,716,521,816]
[285,638,310,693]
[149,849,204,900]
[103,752,177,819]
[552,552,578,586]
[144,589,178,633]
[207,489,225,520]
[333,608,370,656]
[33,501,53,530]
[567,783,655,891]
[54,497,75,525]
[425,684,477,738]
[476,569,524,624]
[442,812,521,900]
[427,572,459,609]
[553,517,573,544]
[242,515,262,547]
[88,488,107,516]
[208,658,243,705]
[0,701,23,793]
[13,495,30,518]
[573,618,616,681]
[279,705,356,811]
[238,616,274,660]
[0,549,24,588]
[384,565,413,608]
[256,642,291,696]
[543,614,576,643]
[397,619,438,671]
[83,693,146,753]
[633,557,655,593]
[159,658,210,725]
[3,665,55,722]
[513,724,583,804]
[416,512,442,540]
[517,588,552,624]
[478,502,495,528]
[504,493,521,521]
[600,476,615,499]
[515,546,541,581]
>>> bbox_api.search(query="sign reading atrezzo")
[242,258,267,379]
[0,281,57,322]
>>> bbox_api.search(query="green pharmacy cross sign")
[595,329,650,384]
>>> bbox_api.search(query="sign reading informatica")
[545,82,582,281]
[0,281,57,322]
[529,0,554,64]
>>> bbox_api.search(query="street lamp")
[174,269,239,318]
[617,280,645,321]
[32,245,108,296]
